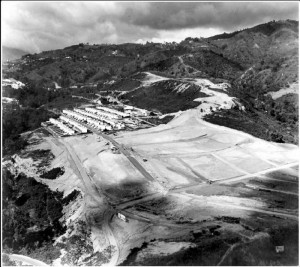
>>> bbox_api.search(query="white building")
[85,107,120,120]
[96,106,129,118]
[86,117,107,131]
[63,110,87,121]
[124,105,149,116]
[60,115,88,133]
[75,108,117,128]
[117,213,127,222]
[49,118,75,135]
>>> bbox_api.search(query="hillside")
[2,19,298,144]
[2,46,29,61]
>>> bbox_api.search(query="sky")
[1,1,299,53]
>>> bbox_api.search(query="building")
[85,107,120,120]
[86,117,107,131]
[49,118,75,135]
[275,246,284,253]
[60,115,88,133]
[124,105,149,116]
[62,110,87,121]
[96,106,129,118]
[117,213,128,222]
[75,108,118,128]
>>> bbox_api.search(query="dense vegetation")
[120,80,208,114]
[204,97,298,144]
[2,168,83,264]
[40,167,65,180]
[2,106,56,156]
[2,169,65,263]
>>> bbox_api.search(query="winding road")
[9,254,49,266]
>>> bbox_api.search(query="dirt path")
[215,162,299,184]
[103,210,120,265]
[86,126,157,183]
[192,196,299,220]
[217,243,240,266]
[54,138,120,265]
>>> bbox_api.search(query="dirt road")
[9,254,49,266]
[55,138,120,266]
[85,125,156,182]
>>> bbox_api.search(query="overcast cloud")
[1,1,299,53]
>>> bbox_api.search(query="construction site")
[31,100,299,266]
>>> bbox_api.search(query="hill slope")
[2,46,29,61]
[2,20,298,144]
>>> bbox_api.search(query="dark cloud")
[2,1,298,53]
[120,2,299,30]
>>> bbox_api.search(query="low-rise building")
[49,118,75,135]
[96,106,129,118]
[60,115,88,133]
[86,107,120,120]
[124,105,149,116]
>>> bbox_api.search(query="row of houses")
[46,105,148,136]
[60,115,88,133]
[62,108,122,131]
[86,107,121,120]
[74,108,125,129]
[49,118,75,135]
[96,106,129,118]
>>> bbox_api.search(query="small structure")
[96,106,129,118]
[275,246,284,253]
[111,145,119,154]
[117,213,128,222]
[124,105,149,116]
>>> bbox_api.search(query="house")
[275,246,284,253]
[117,213,128,222]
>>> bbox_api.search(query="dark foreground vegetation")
[2,168,82,264]
[120,80,208,114]
[40,167,65,180]
[121,222,298,266]
[2,169,64,263]
[204,95,298,144]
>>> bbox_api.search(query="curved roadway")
[9,254,49,266]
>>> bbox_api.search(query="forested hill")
[2,19,299,145]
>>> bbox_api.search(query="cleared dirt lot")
[60,134,160,202]
[31,107,298,265]
[113,109,298,265]
[116,109,298,187]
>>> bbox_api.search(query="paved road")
[9,254,49,266]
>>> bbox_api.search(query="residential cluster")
[43,105,150,137]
